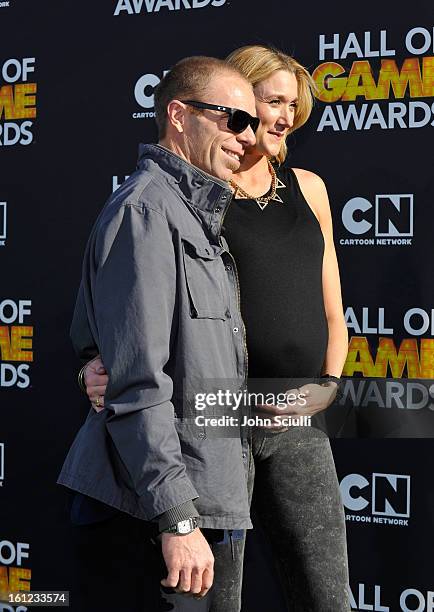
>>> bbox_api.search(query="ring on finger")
[96,396,101,408]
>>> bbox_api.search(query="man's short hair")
[154,56,250,139]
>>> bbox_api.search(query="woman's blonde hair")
[226,45,316,163]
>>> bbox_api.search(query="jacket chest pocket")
[181,236,228,321]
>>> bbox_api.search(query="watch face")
[178,520,192,534]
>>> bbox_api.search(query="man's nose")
[237,124,256,147]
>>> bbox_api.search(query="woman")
[83,46,350,611]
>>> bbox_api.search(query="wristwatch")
[320,374,343,400]
[320,374,341,386]
[161,517,198,535]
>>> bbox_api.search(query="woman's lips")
[268,131,285,139]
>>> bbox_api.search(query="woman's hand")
[84,355,108,412]
[253,382,338,431]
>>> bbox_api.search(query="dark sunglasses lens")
[251,117,260,133]
[228,110,258,134]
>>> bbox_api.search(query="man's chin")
[225,159,242,178]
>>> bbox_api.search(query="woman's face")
[252,70,298,158]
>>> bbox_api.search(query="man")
[58,56,258,611]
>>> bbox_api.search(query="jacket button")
[225,265,232,271]
[215,206,222,213]
[233,327,239,333]
[242,452,247,459]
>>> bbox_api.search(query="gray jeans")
[210,427,350,612]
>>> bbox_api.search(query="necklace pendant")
[255,198,269,211]
[230,159,285,211]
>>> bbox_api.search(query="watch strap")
[157,499,199,533]
[162,517,198,535]
[320,374,343,400]
[321,374,342,386]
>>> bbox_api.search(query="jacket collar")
[137,143,233,214]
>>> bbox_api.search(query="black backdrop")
[1,1,434,611]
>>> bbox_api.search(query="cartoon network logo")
[340,472,411,526]
[114,0,226,16]
[132,70,169,119]
[0,443,4,486]
[0,202,6,246]
[340,194,413,246]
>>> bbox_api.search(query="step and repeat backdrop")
[1,1,433,610]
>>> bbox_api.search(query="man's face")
[181,74,257,181]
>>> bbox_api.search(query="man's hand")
[254,382,338,431]
[160,529,214,598]
[84,355,108,412]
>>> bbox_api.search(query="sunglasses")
[182,100,260,134]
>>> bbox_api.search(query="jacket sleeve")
[90,201,198,520]
[70,282,100,365]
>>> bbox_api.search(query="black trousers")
[72,512,246,612]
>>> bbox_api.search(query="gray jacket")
[58,144,252,530]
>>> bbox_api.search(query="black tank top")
[224,165,328,382]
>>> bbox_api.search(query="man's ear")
[166,99,187,134]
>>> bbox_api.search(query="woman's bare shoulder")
[290,168,329,221]
[291,167,326,192]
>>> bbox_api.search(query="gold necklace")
[229,160,278,211]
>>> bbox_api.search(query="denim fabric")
[208,448,255,612]
[209,429,350,612]
[249,427,350,611]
